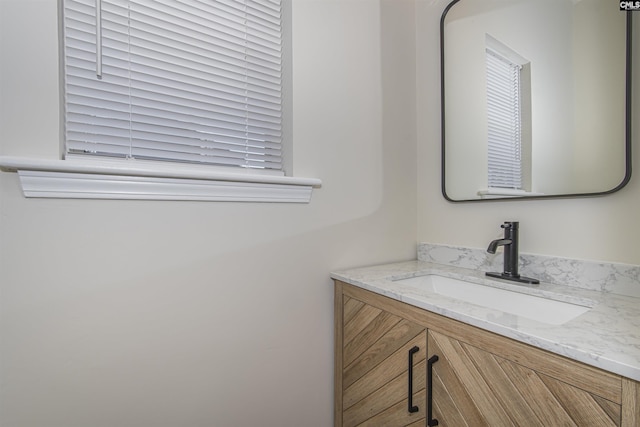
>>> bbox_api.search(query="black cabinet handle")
[427,355,440,426]
[408,346,420,413]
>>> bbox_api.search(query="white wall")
[418,0,640,266]
[0,1,417,426]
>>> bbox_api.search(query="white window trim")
[0,156,321,202]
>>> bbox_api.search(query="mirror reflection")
[441,0,631,201]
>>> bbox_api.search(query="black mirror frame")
[440,1,633,202]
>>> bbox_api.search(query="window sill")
[0,156,321,203]
[477,188,544,199]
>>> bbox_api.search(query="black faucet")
[486,221,539,284]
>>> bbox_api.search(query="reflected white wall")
[571,0,626,192]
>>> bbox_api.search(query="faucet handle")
[501,221,519,229]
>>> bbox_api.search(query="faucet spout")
[487,238,512,254]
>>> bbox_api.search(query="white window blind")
[486,49,522,189]
[62,0,283,172]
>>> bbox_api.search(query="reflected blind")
[62,0,283,172]
[486,49,522,189]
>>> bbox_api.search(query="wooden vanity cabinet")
[334,280,640,427]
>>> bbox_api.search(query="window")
[484,35,532,193]
[62,0,284,174]
[486,49,522,189]
[0,0,319,202]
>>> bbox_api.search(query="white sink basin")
[393,274,592,325]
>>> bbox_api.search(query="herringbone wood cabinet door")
[340,294,427,427]
[429,330,622,426]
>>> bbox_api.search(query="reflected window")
[485,35,532,192]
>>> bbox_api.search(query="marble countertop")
[331,260,640,382]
